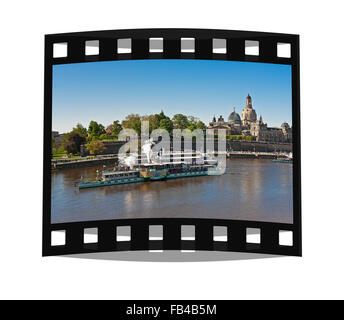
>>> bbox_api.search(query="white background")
[1,0,343,300]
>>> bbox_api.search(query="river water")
[51,159,293,224]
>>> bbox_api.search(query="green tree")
[188,123,197,131]
[196,121,206,130]
[122,114,141,135]
[159,118,174,134]
[88,121,105,138]
[99,133,107,140]
[156,110,167,123]
[57,146,66,154]
[153,111,168,131]
[111,120,122,139]
[140,111,170,133]
[52,137,57,155]
[86,140,106,155]
[132,121,141,136]
[187,115,199,125]
[71,123,87,137]
[63,132,86,154]
[187,116,199,131]
[172,114,189,130]
[141,114,159,133]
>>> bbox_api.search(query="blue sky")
[52,59,292,133]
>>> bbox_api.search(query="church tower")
[241,93,257,127]
[246,93,252,108]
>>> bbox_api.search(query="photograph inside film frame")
[51,59,293,225]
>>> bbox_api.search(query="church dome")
[228,107,241,123]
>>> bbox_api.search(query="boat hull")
[78,177,145,189]
[78,171,214,189]
[272,159,293,163]
[166,171,208,179]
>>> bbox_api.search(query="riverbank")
[79,139,292,156]
[51,151,289,170]
[227,151,287,159]
[52,155,119,170]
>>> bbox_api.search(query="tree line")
[52,111,207,157]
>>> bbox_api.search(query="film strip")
[43,29,301,257]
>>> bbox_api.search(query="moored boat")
[272,152,293,163]
[272,158,293,163]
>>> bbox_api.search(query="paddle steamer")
[78,152,221,189]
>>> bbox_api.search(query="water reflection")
[51,159,293,224]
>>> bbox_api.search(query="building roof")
[228,107,241,123]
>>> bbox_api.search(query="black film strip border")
[43,29,301,257]
[45,218,299,256]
